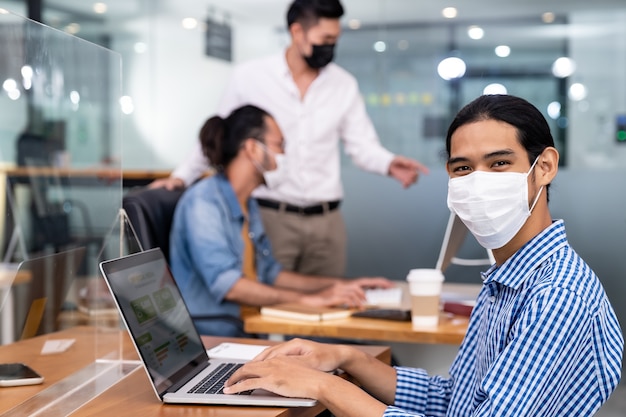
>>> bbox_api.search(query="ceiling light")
[0,8,9,14]
[182,18,198,30]
[467,26,484,40]
[134,42,148,54]
[348,19,361,30]
[542,12,555,23]
[442,7,457,19]
[568,83,587,101]
[93,3,107,14]
[552,57,576,78]
[547,102,561,119]
[483,83,507,95]
[8,89,20,100]
[70,91,81,104]
[437,57,466,80]
[119,96,135,115]
[373,41,386,53]
[65,23,81,34]
[3,78,17,92]
[495,45,511,57]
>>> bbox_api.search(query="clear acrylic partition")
[0,8,140,415]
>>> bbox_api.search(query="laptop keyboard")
[188,363,252,395]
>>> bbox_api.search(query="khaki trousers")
[258,206,346,277]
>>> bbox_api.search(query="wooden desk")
[245,312,469,345]
[1,166,171,188]
[245,283,479,345]
[0,326,390,416]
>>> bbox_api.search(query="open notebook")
[99,248,315,407]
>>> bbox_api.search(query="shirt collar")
[215,174,245,221]
[278,49,331,81]
[481,219,568,289]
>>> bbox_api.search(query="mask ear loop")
[527,156,543,213]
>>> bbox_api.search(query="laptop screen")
[100,248,208,396]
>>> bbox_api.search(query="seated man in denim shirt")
[170,104,393,337]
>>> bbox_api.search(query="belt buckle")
[298,206,306,215]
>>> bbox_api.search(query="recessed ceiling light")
[442,7,457,19]
[373,41,386,53]
[568,83,587,101]
[348,19,361,30]
[93,3,107,14]
[134,42,148,54]
[495,45,511,57]
[65,23,81,34]
[552,57,576,78]
[437,57,466,80]
[182,18,198,30]
[483,83,507,95]
[542,12,555,23]
[468,26,484,40]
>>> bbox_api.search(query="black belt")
[256,198,340,216]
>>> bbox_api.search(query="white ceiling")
[5,0,626,28]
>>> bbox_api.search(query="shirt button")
[248,232,254,239]
[489,296,496,303]
[262,249,269,256]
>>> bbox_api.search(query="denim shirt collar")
[215,173,260,225]
[215,173,246,221]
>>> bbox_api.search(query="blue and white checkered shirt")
[385,220,623,416]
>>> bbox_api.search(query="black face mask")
[303,43,335,69]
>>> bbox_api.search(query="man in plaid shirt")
[223,94,623,417]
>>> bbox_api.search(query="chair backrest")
[122,187,185,262]
[436,212,495,273]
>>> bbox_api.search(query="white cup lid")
[406,268,444,282]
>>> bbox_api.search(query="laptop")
[99,248,316,407]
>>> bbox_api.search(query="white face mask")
[446,158,543,249]
[252,141,288,190]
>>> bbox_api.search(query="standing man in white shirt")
[151,0,428,276]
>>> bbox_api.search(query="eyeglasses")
[254,137,285,152]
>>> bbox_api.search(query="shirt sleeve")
[182,193,242,303]
[380,367,453,417]
[471,287,605,416]
[171,141,210,187]
[340,78,395,175]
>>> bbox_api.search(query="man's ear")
[290,22,304,41]
[241,138,259,158]
[536,147,559,186]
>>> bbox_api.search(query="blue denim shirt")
[169,174,281,336]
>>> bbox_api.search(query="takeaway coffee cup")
[406,268,444,328]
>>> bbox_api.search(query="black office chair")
[122,186,243,332]
[122,186,184,263]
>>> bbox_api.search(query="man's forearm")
[224,278,304,306]
[274,270,339,292]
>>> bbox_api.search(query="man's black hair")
[286,0,344,29]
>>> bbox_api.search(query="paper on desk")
[206,343,269,360]
[365,287,403,306]
[41,339,75,355]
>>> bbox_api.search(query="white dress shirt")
[172,52,394,206]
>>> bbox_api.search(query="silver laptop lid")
[99,248,208,398]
